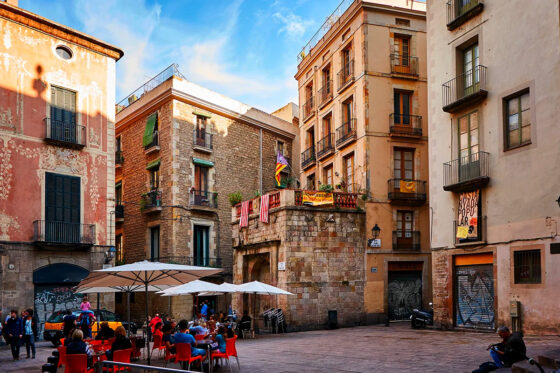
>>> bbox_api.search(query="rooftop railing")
[116,64,186,114]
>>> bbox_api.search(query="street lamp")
[371,224,381,239]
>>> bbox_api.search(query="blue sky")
[20,0,346,113]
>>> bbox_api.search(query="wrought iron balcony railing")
[115,204,124,220]
[388,179,427,205]
[442,65,488,112]
[33,220,95,245]
[190,190,218,208]
[150,256,222,268]
[392,230,421,251]
[389,114,422,136]
[338,60,354,90]
[115,150,124,166]
[443,151,489,192]
[142,190,162,211]
[336,118,357,147]
[193,129,213,150]
[446,0,484,30]
[301,145,316,169]
[316,133,335,160]
[294,190,357,209]
[144,131,159,151]
[303,96,315,121]
[44,118,86,147]
[390,54,419,76]
[318,80,333,106]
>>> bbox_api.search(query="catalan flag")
[275,151,289,187]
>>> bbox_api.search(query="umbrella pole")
[145,283,150,365]
[97,292,100,336]
[168,295,171,317]
[127,291,131,337]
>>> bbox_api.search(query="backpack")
[79,314,91,329]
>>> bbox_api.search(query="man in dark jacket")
[490,326,526,367]
[6,310,23,360]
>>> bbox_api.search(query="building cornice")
[0,2,123,61]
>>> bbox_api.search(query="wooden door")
[396,211,414,248]
[394,149,414,182]
[394,91,411,125]
[394,36,410,73]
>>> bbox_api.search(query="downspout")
[259,128,263,195]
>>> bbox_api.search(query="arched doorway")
[33,263,89,336]
[243,255,271,318]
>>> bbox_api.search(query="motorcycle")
[410,302,433,328]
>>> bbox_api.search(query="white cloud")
[273,12,314,39]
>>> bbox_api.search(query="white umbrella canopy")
[76,285,171,293]
[198,282,242,296]
[159,280,233,296]
[237,281,293,295]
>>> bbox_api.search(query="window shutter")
[143,113,157,147]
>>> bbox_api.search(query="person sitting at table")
[153,322,163,341]
[207,316,217,334]
[212,325,227,353]
[95,322,115,341]
[189,322,207,337]
[162,324,175,354]
[106,326,132,360]
[66,329,93,368]
[239,310,252,338]
[174,320,206,359]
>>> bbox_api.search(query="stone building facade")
[427,0,560,334]
[295,0,431,323]
[114,66,299,321]
[0,1,122,335]
[232,189,366,330]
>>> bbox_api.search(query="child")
[80,297,91,312]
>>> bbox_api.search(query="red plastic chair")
[194,334,205,341]
[211,335,240,372]
[151,334,165,359]
[175,342,204,371]
[106,348,132,372]
[163,346,177,367]
[65,354,94,373]
[57,346,67,368]
[130,337,142,359]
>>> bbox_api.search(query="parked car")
[43,309,137,346]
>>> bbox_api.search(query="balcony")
[44,118,86,149]
[388,179,427,205]
[390,54,419,77]
[443,151,489,192]
[389,114,422,137]
[193,129,213,153]
[33,220,95,246]
[392,230,421,251]
[190,190,218,209]
[338,60,354,92]
[303,96,315,122]
[442,65,488,113]
[115,204,124,223]
[141,190,162,213]
[144,131,160,154]
[454,216,487,246]
[316,134,335,160]
[301,145,316,170]
[115,150,124,167]
[151,256,223,268]
[295,190,358,208]
[336,118,357,148]
[318,81,333,108]
[447,0,484,30]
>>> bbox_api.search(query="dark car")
[43,309,137,346]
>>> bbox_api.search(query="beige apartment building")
[295,0,430,323]
[428,0,560,334]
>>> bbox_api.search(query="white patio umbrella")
[197,282,241,296]
[76,261,222,365]
[237,281,293,295]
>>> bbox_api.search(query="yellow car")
[43,309,136,346]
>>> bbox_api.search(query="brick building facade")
[114,66,299,321]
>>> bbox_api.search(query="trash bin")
[328,310,338,329]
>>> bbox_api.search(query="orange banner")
[302,191,334,206]
[399,180,417,193]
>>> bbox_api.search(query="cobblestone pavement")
[1,324,559,372]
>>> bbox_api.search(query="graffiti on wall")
[455,265,494,329]
[388,276,422,321]
[457,190,480,239]
[34,285,83,336]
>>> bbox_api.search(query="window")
[505,90,531,149]
[116,234,123,263]
[307,127,315,148]
[115,183,122,205]
[322,66,331,92]
[397,211,414,237]
[143,112,158,148]
[195,115,207,147]
[306,173,315,190]
[323,113,332,136]
[193,225,210,266]
[149,166,159,190]
[277,140,285,155]
[395,18,410,27]
[394,35,410,65]
[323,165,333,186]
[514,249,541,284]
[45,172,80,242]
[458,111,479,159]
[50,86,77,142]
[150,226,160,260]
[394,91,412,125]
[342,47,352,73]
[463,43,479,92]
[116,136,122,152]
[342,97,353,125]
[344,154,354,192]
[194,165,208,192]
[394,148,414,180]
[55,45,73,60]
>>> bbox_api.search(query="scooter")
[410,302,433,328]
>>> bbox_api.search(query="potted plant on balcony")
[319,184,334,193]
[335,179,346,191]
[228,192,243,207]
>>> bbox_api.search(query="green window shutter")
[143,113,157,147]
[193,110,212,118]
[192,157,214,167]
[146,159,161,170]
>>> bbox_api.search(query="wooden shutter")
[45,172,80,223]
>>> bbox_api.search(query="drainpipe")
[259,129,263,195]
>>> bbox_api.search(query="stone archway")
[242,254,271,318]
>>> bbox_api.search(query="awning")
[142,112,157,147]
[193,110,211,118]
[193,157,214,167]
[146,159,161,170]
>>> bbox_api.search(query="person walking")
[23,311,36,359]
[6,310,23,360]
[200,301,208,321]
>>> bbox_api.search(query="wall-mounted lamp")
[371,224,381,239]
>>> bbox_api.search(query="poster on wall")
[457,190,480,241]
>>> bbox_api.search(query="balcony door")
[458,111,479,182]
[394,91,411,126]
[396,211,413,248]
[194,165,209,204]
[394,36,410,73]
[50,86,77,143]
[394,148,414,182]
[193,225,209,267]
[463,44,479,95]
[196,115,207,147]
[45,172,80,243]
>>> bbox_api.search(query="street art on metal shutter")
[388,271,422,321]
[455,264,494,329]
